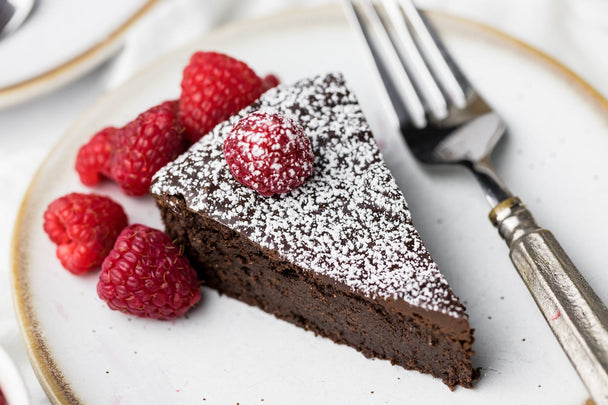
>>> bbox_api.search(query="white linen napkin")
[103,0,608,97]
[102,0,335,90]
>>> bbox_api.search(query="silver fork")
[344,0,608,401]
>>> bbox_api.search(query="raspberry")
[223,112,315,196]
[75,126,116,186]
[43,193,128,275]
[178,51,265,143]
[261,74,280,92]
[97,224,201,320]
[110,100,187,196]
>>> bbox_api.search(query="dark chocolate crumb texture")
[151,73,475,389]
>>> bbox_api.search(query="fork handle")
[490,197,608,404]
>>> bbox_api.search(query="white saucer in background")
[0,0,158,109]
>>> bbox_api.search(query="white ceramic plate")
[11,5,608,404]
[0,0,158,109]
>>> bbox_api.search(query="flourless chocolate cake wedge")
[150,73,475,389]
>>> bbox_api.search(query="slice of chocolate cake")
[150,73,475,389]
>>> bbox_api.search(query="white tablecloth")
[1,0,606,403]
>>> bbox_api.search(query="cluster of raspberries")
[76,51,280,196]
[44,193,201,321]
[46,51,289,321]
[47,50,317,320]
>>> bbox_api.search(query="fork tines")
[344,0,469,128]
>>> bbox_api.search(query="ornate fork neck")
[403,109,513,208]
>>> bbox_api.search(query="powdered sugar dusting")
[223,112,314,196]
[151,73,465,318]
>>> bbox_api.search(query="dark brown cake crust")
[158,195,475,389]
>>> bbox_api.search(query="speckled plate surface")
[11,5,608,404]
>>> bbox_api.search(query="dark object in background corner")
[0,0,16,33]
[0,0,35,38]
